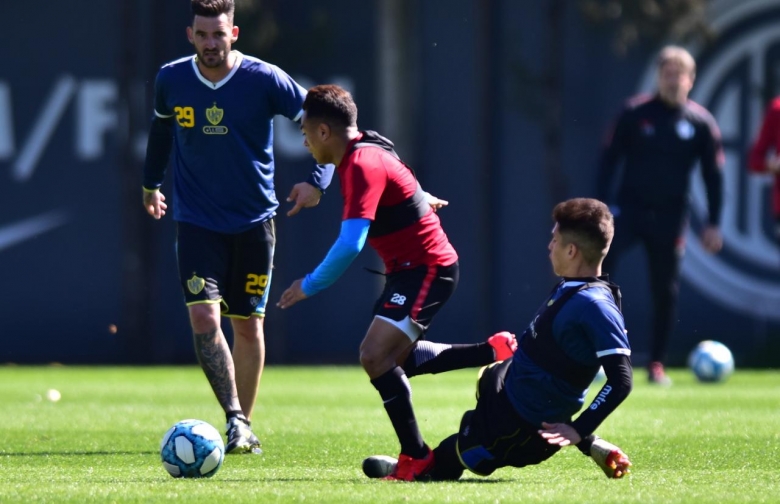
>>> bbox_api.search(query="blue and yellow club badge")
[187,274,206,295]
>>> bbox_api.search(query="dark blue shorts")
[457,359,561,475]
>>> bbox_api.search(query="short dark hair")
[303,85,358,129]
[191,0,234,23]
[552,198,614,266]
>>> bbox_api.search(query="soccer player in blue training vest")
[276,84,518,481]
[142,0,333,455]
[363,198,633,481]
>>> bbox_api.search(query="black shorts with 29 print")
[176,220,275,318]
[372,261,459,335]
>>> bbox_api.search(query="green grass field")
[1,365,778,503]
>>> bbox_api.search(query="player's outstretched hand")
[701,225,723,254]
[589,438,632,479]
[538,422,581,446]
[287,182,322,216]
[143,188,167,220]
[277,278,308,309]
[424,192,449,212]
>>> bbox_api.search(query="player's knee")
[359,349,377,372]
[188,305,220,333]
[359,347,389,375]
[232,319,263,343]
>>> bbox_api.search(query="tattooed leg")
[193,327,242,413]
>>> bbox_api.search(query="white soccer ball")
[687,340,734,383]
[160,419,225,478]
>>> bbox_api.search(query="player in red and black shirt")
[748,96,780,238]
[596,46,724,385]
[277,84,517,481]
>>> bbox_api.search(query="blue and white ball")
[160,419,224,478]
[688,340,734,383]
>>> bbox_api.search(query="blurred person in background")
[142,0,332,454]
[277,84,517,481]
[596,45,724,386]
[748,96,780,240]
[362,198,633,482]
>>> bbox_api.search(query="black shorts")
[456,359,560,476]
[176,220,275,318]
[372,261,459,334]
[774,216,780,242]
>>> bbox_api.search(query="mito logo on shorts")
[637,0,780,320]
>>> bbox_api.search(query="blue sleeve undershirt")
[301,218,370,296]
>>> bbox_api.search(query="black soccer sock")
[402,341,495,378]
[226,410,248,425]
[370,366,427,459]
[576,435,598,456]
[430,434,465,481]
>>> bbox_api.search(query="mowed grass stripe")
[0,366,778,503]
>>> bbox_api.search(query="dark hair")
[552,198,614,266]
[302,85,358,129]
[191,0,234,22]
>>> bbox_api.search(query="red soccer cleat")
[383,447,435,481]
[487,331,517,361]
[590,438,632,479]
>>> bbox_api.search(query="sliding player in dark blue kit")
[142,0,332,454]
[277,85,517,481]
[597,46,724,385]
[364,198,633,481]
